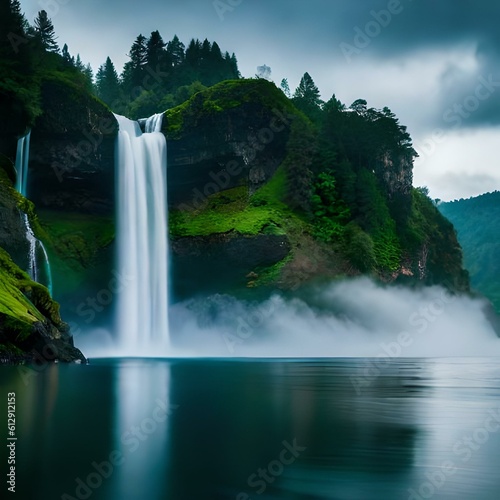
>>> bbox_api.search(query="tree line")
[95,32,240,118]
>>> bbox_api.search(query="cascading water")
[15,132,53,294]
[22,214,38,281]
[114,113,169,355]
[15,131,30,196]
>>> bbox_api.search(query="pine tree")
[147,30,167,70]
[61,43,74,66]
[229,53,240,78]
[96,57,121,106]
[75,54,85,71]
[167,35,185,66]
[186,39,202,66]
[294,72,322,107]
[82,63,95,93]
[121,35,148,94]
[293,72,323,122]
[201,38,211,59]
[210,41,222,61]
[1,0,29,58]
[33,10,59,53]
[280,78,291,98]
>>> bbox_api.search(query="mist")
[78,278,500,359]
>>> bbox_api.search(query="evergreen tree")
[186,39,202,67]
[96,57,121,106]
[74,54,85,72]
[33,10,59,53]
[201,38,211,59]
[147,30,168,70]
[229,53,240,78]
[167,35,185,66]
[210,41,222,61]
[82,63,95,92]
[284,120,316,212]
[1,0,28,58]
[61,43,74,66]
[294,72,322,106]
[121,35,148,94]
[280,78,291,98]
[293,72,323,121]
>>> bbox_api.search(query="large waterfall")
[114,113,169,355]
[15,132,53,294]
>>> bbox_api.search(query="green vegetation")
[0,3,96,134]
[0,246,49,342]
[170,183,293,237]
[169,74,467,284]
[95,32,240,118]
[439,192,500,310]
[37,210,115,293]
[311,171,350,243]
[165,78,297,138]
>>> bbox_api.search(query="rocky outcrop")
[0,194,85,363]
[29,78,117,215]
[172,233,291,298]
[163,80,295,208]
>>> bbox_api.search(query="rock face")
[0,179,85,363]
[0,172,31,272]
[163,80,294,208]
[172,233,291,298]
[28,78,118,215]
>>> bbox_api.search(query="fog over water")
[79,278,500,359]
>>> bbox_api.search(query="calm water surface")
[2,358,500,499]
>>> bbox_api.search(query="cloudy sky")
[21,0,500,200]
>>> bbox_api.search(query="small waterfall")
[15,131,30,196]
[114,113,169,355]
[15,131,53,294]
[22,213,38,281]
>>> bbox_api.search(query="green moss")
[170,166,302,238]
[170,187,286,236]
[252,254,293,287]
[0,343,25,356]
[37,210,115,293]
[250,167,288,208]
[164,79,299,138]
[0,247,46,342]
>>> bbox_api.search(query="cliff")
[164,79,469,297]
[0,166,85,362]
[0,76,470,337]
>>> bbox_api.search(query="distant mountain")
[439,191,500,312]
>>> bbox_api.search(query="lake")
[2,358,500,499]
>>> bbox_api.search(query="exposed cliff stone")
[29,77,117,215]
[172,232,291,298]
[0,183,85,364]
[163,79,296,208]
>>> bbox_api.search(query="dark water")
[2,358,500,500]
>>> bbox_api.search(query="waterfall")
[114,113,169,355]
[22,214,38,281]
[15,132,53,294]
[15,131,30,196]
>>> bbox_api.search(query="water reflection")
[2,358,500,499]
[111,359,172,499]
